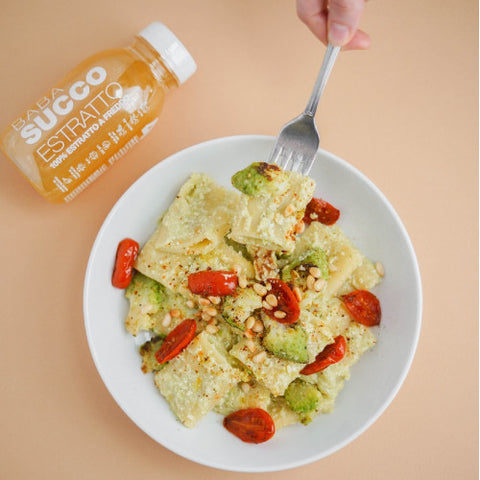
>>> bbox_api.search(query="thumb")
[328,0,364,47]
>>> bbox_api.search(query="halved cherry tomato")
[187,270,238,296]
[223,408,275,444]
[341,290,382,327]
[303,197,340,226]
[112,238,139,289]
[300,335,347,375]
[263,278,300,324]
[155,319,197,363]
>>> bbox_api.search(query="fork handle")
[304,44,340,117]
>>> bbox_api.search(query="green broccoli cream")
[262,323,309,364]
[284,379,322,414]
[281,248,329,282]
[231,162,282,196]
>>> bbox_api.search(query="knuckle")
[330,0,363,15]
[297,8,308,22]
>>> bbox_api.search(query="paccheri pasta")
[122,161,382,442]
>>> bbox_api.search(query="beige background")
[0,0,477,478]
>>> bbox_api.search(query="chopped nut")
[273,310,287,319]
[375,262,385,277]
[252,351,267,364]
[314,278,326,292]
[306,274,316,290]
[244,329,254,339]
[292,286,302,302]
[198,298,210,306]
[205,324,219,334]
[238,274,248,288]
[186,300,195,308]
[170,309,181,318]
[241,382,251,393]
[201,311,212,322]
[208,296,221,305]
[246,340,256,353]
[162,312,171,327]
[262,300,273,310]
[291,270,300,280]
[252,320,264,333]
[294,220,305,234]
[265,294,278,307]
[205,306,217,317]
[245,316,256,330]
[309,267,322,279]
[252,247,279,282]
[266,282,272,291]
[253,283,268,296]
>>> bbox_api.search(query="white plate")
[84,135,422,472]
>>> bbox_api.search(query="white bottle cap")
[138,22,197,84]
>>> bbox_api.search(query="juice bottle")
[0,22,196,203]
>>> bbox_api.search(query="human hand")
[296,0,371,50]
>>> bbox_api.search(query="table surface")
[0,1,477,478]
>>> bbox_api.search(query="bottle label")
[3,61,161,202]
[12,66,109,147]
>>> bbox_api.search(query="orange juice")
[0,22,196,203]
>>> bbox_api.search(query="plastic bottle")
[0,22,196,203]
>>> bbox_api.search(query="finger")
[342,29,371,50]
[327,0,365,47]
[296,0,329,45]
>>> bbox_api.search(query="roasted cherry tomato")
[187,270,238,296]
[112,238,139,289]
[300,335,347,375]
[303,197,340,226]
[263,278,300,324]
[155,319,197,364]
[223,408,275,444]
[341,290,382,327]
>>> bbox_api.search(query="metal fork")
[268,44,340,174]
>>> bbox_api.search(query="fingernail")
[328,23,350,46]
